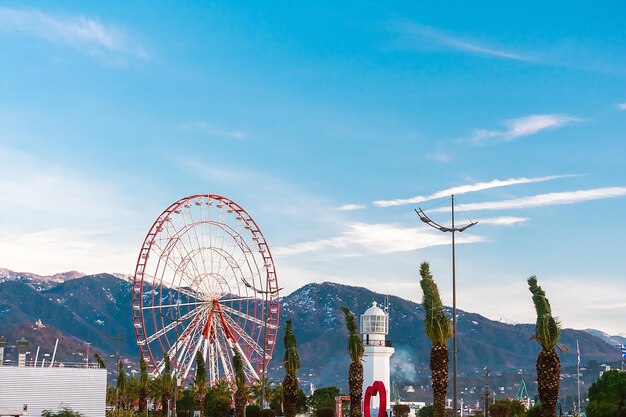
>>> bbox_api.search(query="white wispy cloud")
[472,114,579,143]
[474,216,529,225]
[180,121,248,140]
[0,6,146,61]
[334,204,366,211]
[432,187,626,212]
[274,222,483,257]
[391,21,530,61]
[374,175,572,207]
[618,103,626,110]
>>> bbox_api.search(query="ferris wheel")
[131,195,280,387]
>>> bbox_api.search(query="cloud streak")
[473,216,529,225]
[432,187,626,212]
[0,6,145,61]
[472,114,579,143]
[334,204,366,211]
[374,175,572,207]
[618,103,626,110]
[392,22,530,61]
[274,222,483,257]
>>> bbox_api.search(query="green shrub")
[41,408,84,417]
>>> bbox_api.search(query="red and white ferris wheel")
[131,195,279,387]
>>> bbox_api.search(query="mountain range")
[0,269,623,399]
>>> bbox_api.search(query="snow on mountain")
[0,268,85,290]
[583,328,626,347]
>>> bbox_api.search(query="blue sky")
[1,1,625,334]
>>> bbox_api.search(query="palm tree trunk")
[194,390,206,417]
[349,361,363,417]
[431,344,449,417]
[283,373,299,417]
[537,349,560,417]
[235,387,248,417]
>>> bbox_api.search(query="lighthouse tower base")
[363,344,395,412]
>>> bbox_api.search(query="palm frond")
[527,276,561,350]
[341,306,364,363]
[419,262,451,346]
[283,319,301,376]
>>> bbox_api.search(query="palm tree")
[117,360,129,411]
[282,320,301,417]
[126,377,141,412]
[149,375,164,410]
[233,350,249,417]
[528,276,561,417]
[341,307,364,417]
[206,381,233,417]
[138,359,149,414]
[419,262,451,417]
[161,353,175,416]
[250,376,270,406]
[94,353,106,369]
[270,382,283,412]
[193,351,208,417]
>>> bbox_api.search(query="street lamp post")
[415,195,477,417]
[105,324,126,413]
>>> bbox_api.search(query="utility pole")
[105,324,127,412]
[484,367,490,417]
[416,195,477,417]
[85,341,91,367]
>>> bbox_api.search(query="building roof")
[363,301,386,317]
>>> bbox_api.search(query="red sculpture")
[364,381,387,417]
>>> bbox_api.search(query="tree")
[394,404,411,417]
[341,307,364,417]
[269,382,283,412]
[526,405,541,417]
[94,353,106,369]
[489,399,526,417]
[528,276,562,417]
[138,358,150,413]
[586,370,626,417]
[419,262,451,417]
[489,402,511,417]
[251,377,273,406]
[508,400,526,417]
[41,407,84,417]
[193,351,208,417]
[282,320,301,417]
[126,377,141,412]
[161,353,175,415]
[233,350,249,417]
[296,389,308,414]
[117,359,129,410]
[419,405,434,417]
[308,386,341,413]
[178,389,196,417]
[205,380,232,417]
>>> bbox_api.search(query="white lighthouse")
[361,301,394,410]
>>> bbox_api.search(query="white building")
[0,339,106,417]
[361,301,395,412]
